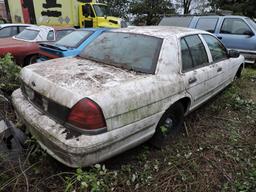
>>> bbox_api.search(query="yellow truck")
[4,0,125,28]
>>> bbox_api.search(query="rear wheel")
[150,102,184,148]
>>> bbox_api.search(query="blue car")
[38,28,107,61]
[159,15,256,66]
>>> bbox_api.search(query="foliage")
[129,0,175,25]
[209,0,256,18]
[104,0,130,19]
[64,165,108,192]
[0,54,21,93]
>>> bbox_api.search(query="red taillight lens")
[67,98,106,130]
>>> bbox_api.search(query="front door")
[216,18,256,52]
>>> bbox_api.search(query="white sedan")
[12,26,244,167]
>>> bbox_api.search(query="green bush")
[0,53,21,94]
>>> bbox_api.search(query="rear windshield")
[159,17,193,27]
[15,29,39,40]
[55,30,93,48]
[80,32,163,74]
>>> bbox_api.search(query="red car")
[0,25,74,66]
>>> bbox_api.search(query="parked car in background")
[12,26,244,167]
[0,23,34,38]
[38,28,107,61]
[159,15,256,66]
[0,25,74,66]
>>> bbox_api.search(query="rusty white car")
[12,26,244,167]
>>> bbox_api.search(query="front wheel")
[150,102,184,148]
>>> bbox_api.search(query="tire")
[150,102,184,148]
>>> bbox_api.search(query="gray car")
[160,15,256,66]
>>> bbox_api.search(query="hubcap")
[164,117,173,129]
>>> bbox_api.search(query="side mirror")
[228,50,240,58]
[244,30,254,37]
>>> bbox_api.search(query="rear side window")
[196,18,218,33]
[159,17,193,27]
[220,18,252,35]
[202,34,227,62]
[181,39,193,71]
[0,27,12,37]
[15,29,39,40]
[47,30,54,41]
[181,35,208,71]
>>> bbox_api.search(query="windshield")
[80,32,163,74]
[15,29,39,40]
[245,18,256,31]
[93,4,109,17]
[55,30,93,48]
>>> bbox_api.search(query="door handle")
[217,67,222,72]
[188,77,197,84]
[217,36,222,40]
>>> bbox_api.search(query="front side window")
[93,5,109,17]
[245,18,256,31]
[15,29,39,40]
[0,27,12,37]
[183,35,208,68]
[196,18,218,33]
[55,30,93,48]
[202,34,227,62]
[220,18,252,35]
[80,32,163,74]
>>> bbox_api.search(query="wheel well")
[24,54,38,66]
[166,97,191,115]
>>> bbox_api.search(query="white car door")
[180,35,212,109]
[200,34,231,92]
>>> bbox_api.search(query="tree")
[175,0,211,15]
[129,0,175,25]
[209,0,256,18]
[104,0,130,19]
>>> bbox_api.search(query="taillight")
[67,98,106,130]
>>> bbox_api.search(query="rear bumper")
[12,89,159,167]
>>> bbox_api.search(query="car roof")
[111,26,208,39]
[0,23,34,28]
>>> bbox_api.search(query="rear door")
[194,17,219,33]
[180,35,211,109]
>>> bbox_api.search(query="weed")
[0,54,21,94]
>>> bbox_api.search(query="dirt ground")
[0,68,255,192]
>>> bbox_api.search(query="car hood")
[20,57,148,108]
